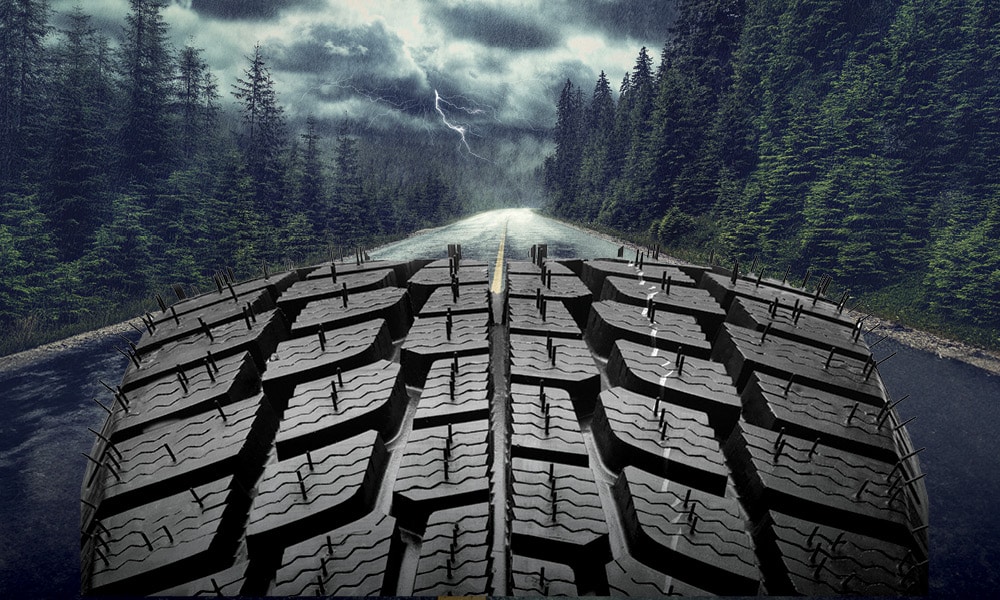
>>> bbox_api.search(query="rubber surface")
[80,250,929,595]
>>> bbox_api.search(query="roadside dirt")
[0,320,135,374]
[872,317,1000,376]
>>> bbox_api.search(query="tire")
[79,249,929,596]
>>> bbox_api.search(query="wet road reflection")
[371,208,622,268]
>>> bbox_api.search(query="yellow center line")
[490,219,508,293]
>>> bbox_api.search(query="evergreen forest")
[0,1,486,354]
[543,0,1000,346]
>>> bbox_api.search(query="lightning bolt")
[297,78,500,155]
[434,89,490,161]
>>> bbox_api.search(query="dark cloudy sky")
[52,0,676,160]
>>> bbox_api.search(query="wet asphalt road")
[372,207,622,271]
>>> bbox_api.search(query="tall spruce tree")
[45,6,114,259]
[545,79,583,215]
[118,0,175,187]
[331,133,364,243]
[299,114,327,236]
[176,44,219,163]
[232,43,287,214]
[576,71,616,221]
[0,0,50,189]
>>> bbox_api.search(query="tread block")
[262,318,393,409]
[107,351,259,443]
[713,322,884,404]
[153,561,250,596]
[600,275,726,339]
[270,511,400,597]
[89,393,276,520]
[754,510,926,595]
[508,334,600,405]
[581,259,695,297]
[586,300,712,359]
[606,339,741,436]
[141,288,275,355]
[408,263,490,313]
[743,372,901,464]
[727,296,867,360]
[412,354,492,430]
[412,503,493,596]
[157,270,297,322]
[509,457,610,567]
[422,258,490,269]
[701,271,852,327]
[507,297,582,340]
[507,275,591,298]
[507,260,576,276]
[122,309,287,392]
[400,312,490,387]
[506,273,592,329]
[276,360,408,460]
[510,383,588,467]
[723,420,923,551]
[510,555,578,596]
[605,554,709,597]
[592,386,728,495]
[393,420,492,532]
[277,268,397,319]
[247,429,388,554]
[83,476,246,595]
[613,466,760,595]
[302,259,424,287]
[291,288,412,340]
[418,284,491,318]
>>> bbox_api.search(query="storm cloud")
[427,3,561,50]
[187,0,326,21]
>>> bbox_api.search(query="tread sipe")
[80,249,929,596]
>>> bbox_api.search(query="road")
[371,207,623,278]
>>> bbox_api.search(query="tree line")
[544,0,1000,339]
[0,0,465,352]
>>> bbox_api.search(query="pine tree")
[622,47,656,179]
[213,153,273,275]
[331,133,364,243]
[299,114,327,236]
[45,6,114,259]
[666,0,747,215]
[0,192,60,326]
[602,48,656,231]
[0,224,31,326]
[80,194,153,299]
[576,71,616,221]
[118,0,175,186]
[545,79,583,215]
[0,0,50,189]
[176,44,219,162]
[924,193,1000,328]
[232,42,287,214]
